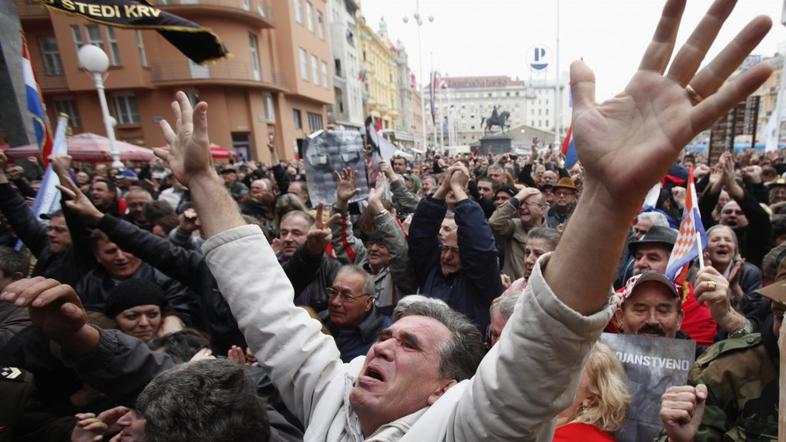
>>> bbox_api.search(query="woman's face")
[115,305,162,342]
[708,227,736,269]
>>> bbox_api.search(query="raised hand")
[660,384,708,442]
[305,203,333,255]
[367,175,386,215]
[570,0,771,208]
[71,406,129,442]
[52,159,104,224]
[378,160,398,181]
[334,168,360,208]
[155,91,214,186]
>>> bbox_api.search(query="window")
[111,93,140,125]
[311,54,318,83]
[39,37,63,75]
[321,61,328,88]
[293,0,302,23]
[249,33,261,81]
[334,58,342,77]
[299,48,308,81]
[134,31,148,67]
[306,2,314,32]
[263,92,275,122]
[317,11,325,39]
[53,98,80,127]
[106,27,121,65]
[293,108,303,129]
[307,112,323,131]
[85,25,104,52]
[231,132,250,161]
[71,26,84,51]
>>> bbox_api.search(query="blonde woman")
[553,342,631,441]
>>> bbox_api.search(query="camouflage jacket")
[690,333,778,441]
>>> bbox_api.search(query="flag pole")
[695,227,704,268]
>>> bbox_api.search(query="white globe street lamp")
[78,44,124,170]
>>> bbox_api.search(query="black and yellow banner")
[38,0,228,63]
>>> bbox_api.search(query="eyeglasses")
[721,209,744,215]
[327,287,369,302]
[555,190,575,198]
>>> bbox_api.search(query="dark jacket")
[699,187,771,267]
[408,197,502,332]
[0,183,95,286]
[281,246,342,313]
[75,262,197,325]
[319,307,392,363]
[96,215,243,352]
[60,329,304,442]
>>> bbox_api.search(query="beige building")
[17,0,333,162]
[357,15,398,130]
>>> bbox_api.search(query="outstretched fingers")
[690,62,773,131]
[687,15,772,99]
[638,0,686,73]
[666,0,736,86]
[569,60,596,114]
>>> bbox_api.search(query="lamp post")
[403,1,434,151]
[77,44,124,170]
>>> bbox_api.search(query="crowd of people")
[0,1,783,441]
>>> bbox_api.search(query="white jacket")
[203,225,614,441]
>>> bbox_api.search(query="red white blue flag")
[560,126,577,168]
[665,166,707,279]
[22,34,53,167]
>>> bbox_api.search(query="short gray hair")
[337,265,375,297]
[490,293,519,320]
[636,211,669,228]
[526,227,561,250]
[394,300,485,382]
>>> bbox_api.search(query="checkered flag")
[665,166,707,279]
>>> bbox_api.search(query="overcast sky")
[360,0,786,101]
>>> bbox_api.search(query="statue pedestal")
[480,133,512,156]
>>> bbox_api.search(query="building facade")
[326,0,363,130]
[15,0,332,162]
[393,41,417,150]
[357,15,398,130]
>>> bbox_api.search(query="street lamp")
[78,44,124,170]
[403,0,434,152]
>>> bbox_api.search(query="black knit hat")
[104,279,167,318]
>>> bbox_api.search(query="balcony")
[16,0,50,21]
[38,74,67,91]
[151,60,287,91]
[159,0,274,28]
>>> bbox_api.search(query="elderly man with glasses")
[489,187,546,281]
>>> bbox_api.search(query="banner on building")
[36,0,228,63]
[600,333,696,442]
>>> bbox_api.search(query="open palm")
[571,0,772,208]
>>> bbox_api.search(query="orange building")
[17,0,333,162]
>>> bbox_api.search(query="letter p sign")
[529,46,550,71]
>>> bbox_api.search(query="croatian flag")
[31,114,69,219]
[561,126,578,168]
[22,34,53,168]
[665,166,707,279]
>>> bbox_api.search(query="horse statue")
[481,109,511,134]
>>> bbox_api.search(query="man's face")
[541,171,558,185]
[439,231,462,275]
[250,179,268,197]
[75,171,90,185]
[126,191,152,223]
[94,239,142,278]
[488,310,507,348]
[47,215,72,254]
[90,182,116,210]
[289,182,309,204]
[116,409,146,441]
[770,186,786,205]
[393,159,408,174]
[221,170,237,185]
[366,240,390,269]
[617,282,683,338]
[422,178,435,196]
[477,180,494,201]
[115,305,161,342]
[494,191,511,207]
[328,272,373,328]
[524,238,551,280]
[350,315,455,428]
[518,195,545,228]
[632,218,653,239]
[707,227,736,269]
[533,165,545,181]
[439,218,456,243]
[554,188,577,210]
[633,244,670,275]
[488,169,504,185]
[541,187,555,205]
[717,190,730,211]
[719,201,748,229]
[279,216,310,257]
